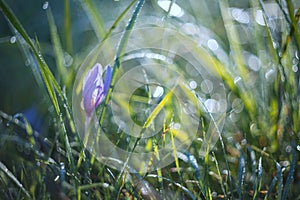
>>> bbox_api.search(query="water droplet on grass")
[201,79,213,94]
[292,65,298,73]
[157,0,184,17]
[247,54,260,71]
[231,8,250,24]
[207,39,219,51]
[42,2,49,10]
[153,86,164,98]
[255,10,265,26]
[10,36,16,44]
[204,99,219,113]
[234,76,242,84]
[64,52,73,67]
[265,69,275,81]
[232,98,244,113]
[189,80,197,89]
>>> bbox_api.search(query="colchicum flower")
[82,63,112,126]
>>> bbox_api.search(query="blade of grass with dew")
[212,152,227,199]
[218,0,249,79]
[0,1,59,116]
[74,0,138,98]
[36,38,77,180]
[195,92,233,194]
[99,0,145,126]
[265,161,282,200]
[64,0,72,54]
[254,156,263,200]
[248,146,258,199]
[170,128,181,178]
[95,0,145,182]
[77,0,106,40]
[219,0,257,119]
[47,6,69,86]
[165,0,175,18]
[286,1,300,49]
[0,161,31,198]
[183,31,255,119]
[282,145,297,200]
[146,174,197,200]
[238,150,245,199]
[143,85,176,129]
[13,113,35,146]
[0,0,78,187]
[77,182,113,200]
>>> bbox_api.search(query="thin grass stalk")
[0,161,31,198]
[78,0,106,40]
[47,6,68,86]
[238,151,246,199]
[99,0,145,125]
[282,145,297,200]
[64,0,72,54]
[146,174,197,200]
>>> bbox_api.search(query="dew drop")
[42,1,49,10]
[201,79,213,94]
[10,36,16,44]
[182,23,198,35]
[157,0,184,17]
[232,98,244,113]
[153,86,164,98]
[204,99,219,113]
[234,76,242,84]
[64,52,73,67]
[285,145,292,153]
[25,59,30,67]
[207,39,219,51]
[231,8,250,24]
[189,80,197,89]
[292,65,298,73]
[248,54,260,71]
[265,69,275,81]
[255,10,265,26]
[173,123,181,130]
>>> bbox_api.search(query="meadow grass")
[0,0,299,199]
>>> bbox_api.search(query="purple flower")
[82,63,112,118]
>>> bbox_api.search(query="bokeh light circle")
[72,27,226,173]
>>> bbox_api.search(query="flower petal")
[82,63,104,116]
[94,66,112,108]
[103,65,112,95]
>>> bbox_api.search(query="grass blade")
[64,0,72,54]
[218,0,257,118]
[99,0,145,125]
[143,85,176,129]
[147,174,196,200]
[286,0,300,49]
[0,0,60,114]
[282,145,297,200]
[265,161,282,199]
[0,161,31,198]
[238,151,246,199]
[0,0,78,187]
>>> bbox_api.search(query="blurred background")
[0,0,259,114]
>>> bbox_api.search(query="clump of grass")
[0,0,299,199]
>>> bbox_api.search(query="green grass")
[0,0,299,199]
